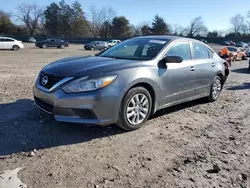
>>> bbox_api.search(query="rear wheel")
[60,44,65,49]
[208,76,222,102]
[12,45,20,51]
[91,47,94,51]
[117,87,152,131]
[42,44,47,48]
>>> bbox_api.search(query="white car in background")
[107,39,121,47]
[0,37,24,51]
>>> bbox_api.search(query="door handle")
[211,62,216,67]
[189,66,196,71]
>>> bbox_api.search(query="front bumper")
[33,82,122,126]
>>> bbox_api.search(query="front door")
[159,41,197,106]
[48,39,56,47]
[4,38,14,49]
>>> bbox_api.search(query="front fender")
[120,78,160,113]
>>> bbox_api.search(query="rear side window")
[192,42,209,59]
[0,38,5,42]
[166,42,191,60]
[5,39,14,42]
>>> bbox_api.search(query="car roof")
[0,37,15,40]
[135,35,181,42]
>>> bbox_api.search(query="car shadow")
[0,97,210,156]
[0,99,124,156]
[232,68,249,74]
[226,83,250,91]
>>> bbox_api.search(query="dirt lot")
[0,43,250,188]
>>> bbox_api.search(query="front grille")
[73,109,97,119]
[39,72,64,89]
[34,96,53,114]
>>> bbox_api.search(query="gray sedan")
[33,36,229,131]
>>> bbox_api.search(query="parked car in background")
[0,37,24,51]
[219,46,246,61]
[28,37,36,43]
[222,41,230,45]
[33,36,229,131]
[200,39,208,44]
[235,42,248,50]
[84,41,108,51]
[228,41,235,46]
[249,59,250,71]
[35,38,69,49]
[107,39,121,47]
[245,49,250,57]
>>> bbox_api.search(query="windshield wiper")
[101,56,124,59]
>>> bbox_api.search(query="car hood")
[42,56,141,77]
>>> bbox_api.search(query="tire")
[60,44,65,49]
[117,87,152,131]
[233,55,237,62]
[242,56,247,60]
[208,76,222,102]
[12,45,20,51]
[42,44,47,48]
[91,47,94,51]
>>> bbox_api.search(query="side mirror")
[162,56,183,63]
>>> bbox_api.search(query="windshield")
[99,38,169,60]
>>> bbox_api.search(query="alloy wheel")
[126,93,149,125]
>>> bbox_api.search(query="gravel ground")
[0,43,249,188]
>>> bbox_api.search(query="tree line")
[1,0,250,39]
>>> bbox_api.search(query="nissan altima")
[33,36,229,131]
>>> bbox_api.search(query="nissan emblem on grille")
[41,75,48,85]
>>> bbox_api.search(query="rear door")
[191,41,217,96]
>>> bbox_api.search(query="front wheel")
[117,87,152,131]
[208,76,222,102]
[12,45,20,51]
[60,44,65,49]
[42,44,47,48]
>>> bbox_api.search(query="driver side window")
[166,42,191,60]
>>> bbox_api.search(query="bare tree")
[101,6,116,23]
[186,17,208,37]
[230,14,245,34]
[173,24,186,36]
[16,4,43,36]
[88,5,116,37]
[246,10,250,34]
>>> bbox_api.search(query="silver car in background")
[34,36,229,131]
[84,41,108,51]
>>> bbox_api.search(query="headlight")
[62,75,117,93]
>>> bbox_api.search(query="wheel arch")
[120,79,159,115]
